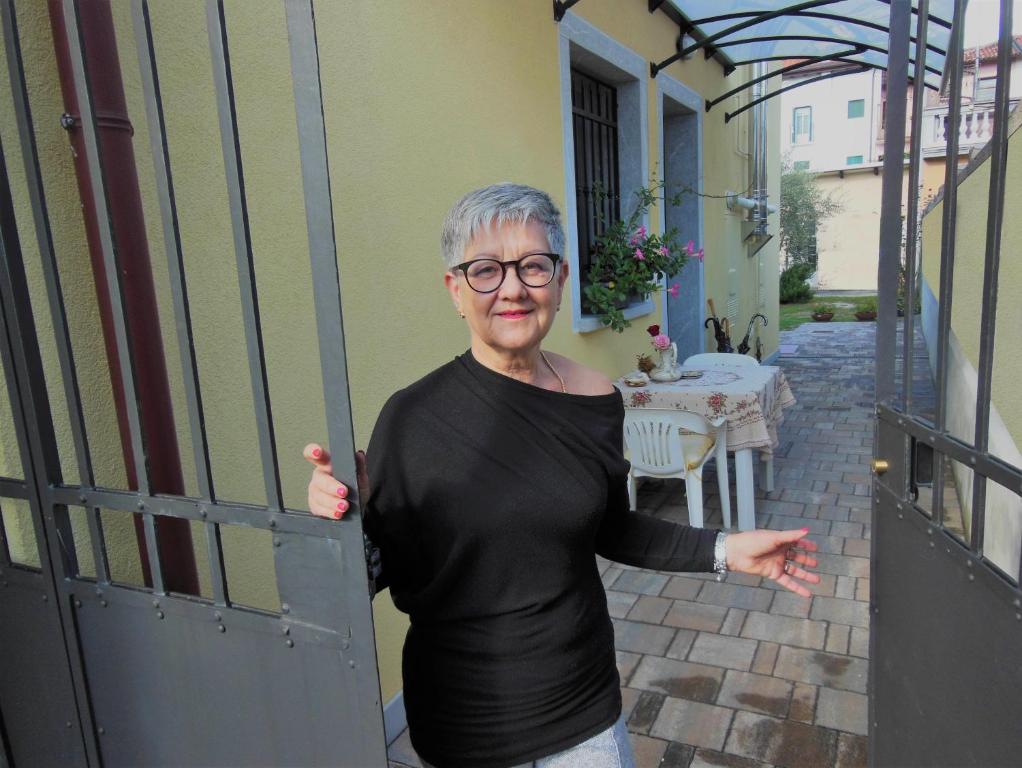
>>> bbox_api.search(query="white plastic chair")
[683,352,759,367]
[623,408,731,529]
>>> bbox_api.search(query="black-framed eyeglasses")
[452,253,561,294]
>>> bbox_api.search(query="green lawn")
[779,296,878,331]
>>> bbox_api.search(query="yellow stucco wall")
[920,108,1022,575]
[813,167,908,292]
[1,1,779,704]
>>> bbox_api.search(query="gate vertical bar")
[131,0,228,604]
[0,133,97,765]
[901,0,928,416]
[60,0,165,592]
[2,0,109,584]
[874,3,911,407]
[283,1,386,758]
[930,0,967,529]
[206,0,284,514]
[969,0,1014,556]
[871,1,911,761]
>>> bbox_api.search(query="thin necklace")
[540,350,567,394]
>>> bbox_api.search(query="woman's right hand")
[303,443,369,520]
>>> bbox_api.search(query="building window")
[976,76,997,102]
[846,155,863,165]
[792,106,812,144]
[558,11,650,333]
[847,99,864,118]
[571,69,620,281]
[793,160,810,171]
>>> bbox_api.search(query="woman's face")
[444,218,568,358]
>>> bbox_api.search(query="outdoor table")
[616,362,796,531]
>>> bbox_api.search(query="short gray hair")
[440,183,565,268]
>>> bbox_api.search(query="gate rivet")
[100,600,108,607]
[342,640,350,650]
[1016,613,1021,621]
[282,626,290,636]
[281,602,290,614]
[66,721,72,729]
[152,599,160,608]
[42,594,48,602]
[78,494,87,504]
[1014,599,1021,608]
[273,538,281,547]
[896,502,903,511]
[348,660,355,668]
[214,611,222,621]
[199,507,207,518]
[269,519,277,528]
[98,727,105,735]
[898,514,903,519]
[969,456,977,465]
[929,435,935,443]
[968,574,974,582]
[218,624,226,633]
[156,610,165,620]
[285,638,294,648]
[929,541,935,548]
[74,599,82,608]
[137,500,145,510]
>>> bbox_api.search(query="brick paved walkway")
[389,323,920,768]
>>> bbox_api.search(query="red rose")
[646,324,660,337]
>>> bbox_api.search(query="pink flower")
[636,225,647,238]
[659,245,669,257]
[668,283,680,298]
[652,333,671,351]
[695,247,705,262]
[685,240,695,256]
[634,248,645,261]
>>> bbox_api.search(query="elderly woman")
[305,183,818,768]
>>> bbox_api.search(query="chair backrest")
[684,352,759,368]
[623,408,718,474]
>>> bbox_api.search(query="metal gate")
[871,0,1022,765]
[0,1,385,765]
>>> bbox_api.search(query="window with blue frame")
[848,99,865,118]
[846,155,864,165]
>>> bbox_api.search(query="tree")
[779,156,843,270]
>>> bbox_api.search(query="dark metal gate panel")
[0,569,85,766]
[871,0,1022,765]
[0,1,385,765]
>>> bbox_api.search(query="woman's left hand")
[725,528,820,597]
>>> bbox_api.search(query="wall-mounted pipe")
[47,0,197,594]
[726,192,778,214]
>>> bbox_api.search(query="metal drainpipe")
[47,0,198,595]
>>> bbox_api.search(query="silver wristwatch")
[713,531,729,582]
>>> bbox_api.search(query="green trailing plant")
[812,302,836,316]
[582,180,694,332]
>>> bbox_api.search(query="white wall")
[781,68,880,171]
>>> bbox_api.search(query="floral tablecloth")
[617,365,796,453]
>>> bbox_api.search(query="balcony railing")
[921,101,1020,155]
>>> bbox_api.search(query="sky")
[962,0,1022,47]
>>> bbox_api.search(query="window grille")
[571,68,620,282]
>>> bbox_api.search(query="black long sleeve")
[362,350,714,768]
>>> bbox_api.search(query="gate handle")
[871,459,889,475]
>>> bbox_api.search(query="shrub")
[779,263,814,304]
[854,297,877,314]
[812,302,836,315]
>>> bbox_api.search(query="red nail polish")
[333,509,342,519]
[336,485,347,498]
[312,447,322,458]
[336,500,348,512]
